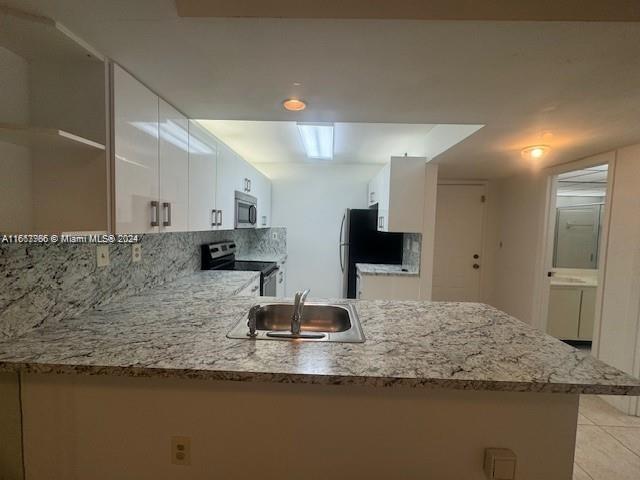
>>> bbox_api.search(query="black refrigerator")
[340,208,404,298]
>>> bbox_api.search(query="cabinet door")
[158,99,189,232]
[216,142,240,230]
[578,288,596,340]
[188,120,217,231]
[253,170,272,227]
[113,65,160,234]
[376,164,391,232]
[547,287,582,340]
[276,263,286,297]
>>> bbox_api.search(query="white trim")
[534,152,614,347]
[434,180,489,303]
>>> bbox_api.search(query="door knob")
[473,263,480,269]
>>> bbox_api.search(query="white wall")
[597,144,640,414]
[485,171,549,324]
[258,163,381,298]
[0,46,33,232]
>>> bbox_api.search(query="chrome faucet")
[291,289,310,335]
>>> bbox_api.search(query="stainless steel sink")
[227,303,365,343]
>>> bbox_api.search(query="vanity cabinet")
[367,157,429,233]
[547,286,595,341]
[356,273,420,300]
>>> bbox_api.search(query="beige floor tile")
[573,463,593,480]
[578,414,594,425]
[574,425,640,480]
[579,396,640,427]
[602,426,640,457]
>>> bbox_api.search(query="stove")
[201,242,278,296]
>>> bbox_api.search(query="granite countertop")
[236,253,287,264]
[356,263,419,277]
[1,272,639,395]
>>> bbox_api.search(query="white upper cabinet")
[158,99,189,232]
[187,120,218,231]
[113,65,160,234]
[215,142,240,230]
[253,170,272,227]
[369,157,426,233]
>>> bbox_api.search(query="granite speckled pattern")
[236,253,287,264]
[0,228,286,339]
[357,263,419,276]
[0,273,638,395]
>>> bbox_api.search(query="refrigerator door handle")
[339,213,346,272]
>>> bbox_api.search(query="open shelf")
[0,123,105,152]
[0,5,103,63]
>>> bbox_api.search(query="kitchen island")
[1,271,638,479]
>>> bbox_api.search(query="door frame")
[435,180,489,302]
[533,152,616,362]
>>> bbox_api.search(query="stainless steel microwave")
[234,191,258,229]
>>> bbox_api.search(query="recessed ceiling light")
[521,145,551,160]
[283,98,306,112]
[297,122,334,160]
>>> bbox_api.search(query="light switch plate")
[132,244,142,263]
[96,245,109,268]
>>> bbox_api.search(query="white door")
[158,99,189,232]
[216,142,240,230]
[187,120,218,231]
[432,184,485,302]
[113,65,160,234]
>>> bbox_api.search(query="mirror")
[553,165,608,269]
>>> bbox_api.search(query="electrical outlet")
[96,245,109,267]
[132,244,142,263]
[412,240,420,253]
[171,436,191,466]
[271,232,278,240]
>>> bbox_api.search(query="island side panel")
[0,372,24,480]
[21,374,578,480]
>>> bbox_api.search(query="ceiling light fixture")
[297,122,334,160]
[283,98,306,112]
[521,145,551,160]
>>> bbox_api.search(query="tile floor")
[575,396,640,479]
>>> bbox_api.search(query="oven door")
[235,192,258,229]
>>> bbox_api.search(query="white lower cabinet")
[547,286,595,341]
[276,258,287,297]
[356,274,420,300]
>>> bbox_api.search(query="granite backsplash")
[402,233,421,272]
[0,228,286,339]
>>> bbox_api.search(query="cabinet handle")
[150,201,159,227]
[216,210,223,226]
[211,209,217,227]
[162,202,171,227]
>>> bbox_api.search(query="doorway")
[541,164,609,354]
[432,183,486,302]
